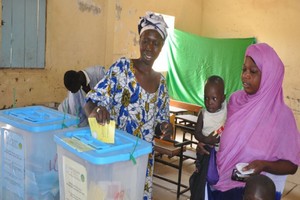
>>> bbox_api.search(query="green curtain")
[166,29,256,107]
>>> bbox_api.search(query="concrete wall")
[105,0,203,66]
[1,0,300,128]
[200,0,300,127]
[0,0,108,109]
[0,0,202,109]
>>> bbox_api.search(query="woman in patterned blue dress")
[85,12,172,200]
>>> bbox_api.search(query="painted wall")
[0,0,202,109]
[105,0,203,66]
[200,0,300,127]
[0,0,108,109]
[0,0,300,128]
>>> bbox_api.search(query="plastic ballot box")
[0,106,78,200]
[54,127,152,200]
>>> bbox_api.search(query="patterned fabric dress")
[86,57,170,200]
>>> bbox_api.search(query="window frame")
[0,0,46,68]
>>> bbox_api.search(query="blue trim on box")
[0,106,78,132]
[54,127,152,165]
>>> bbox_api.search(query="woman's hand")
[160,122,173,140]
[243,160,265,175]
[243,159,298,175]
[87,104,110,125]
[92,106,110,125]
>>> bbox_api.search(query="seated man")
[58,65,105,127]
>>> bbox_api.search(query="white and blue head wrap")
[138,11,168,40]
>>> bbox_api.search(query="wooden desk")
[170,99,202,115]
[175,114,198,131]
[169,106,188,115]
[175,114,198,125]
[175,114,198,146]
[154,138,184,157]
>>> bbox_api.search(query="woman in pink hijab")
[206,43,300,200]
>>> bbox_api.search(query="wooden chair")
[153,114,194,199]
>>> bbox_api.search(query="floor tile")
[286,169,300,185]
[283,181,297,197]
[282,185,300,200]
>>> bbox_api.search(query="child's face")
[241,56,261,95]
[204,84,225,113]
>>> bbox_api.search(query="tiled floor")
[153,153,194,200]
[153,130,300,200]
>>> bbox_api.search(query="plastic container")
[54,127,152,200]
[0,106,78,200]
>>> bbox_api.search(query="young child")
[243,174,276,200]
[189,75,227,200]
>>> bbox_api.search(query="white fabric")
[81,69,90,86]
[138,11,168,40]
[265,173,287,195]
[202,101,227,137]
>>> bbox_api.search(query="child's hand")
[196,142,211,155]
[205,131,220,145]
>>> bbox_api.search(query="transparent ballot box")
[0,106,78,200]
[54,127,152,200]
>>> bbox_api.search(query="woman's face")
[139,30,164,65]
[241,56,262,95]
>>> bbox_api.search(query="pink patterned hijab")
[214,43,300,191]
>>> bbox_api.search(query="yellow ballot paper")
[88,118,116,144]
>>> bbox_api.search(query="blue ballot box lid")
[0,106,78,132]
[54,127,152,165]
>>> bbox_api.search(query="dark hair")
[64,70,81,93]
[206,75,225,94]
[244,174,276,200]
